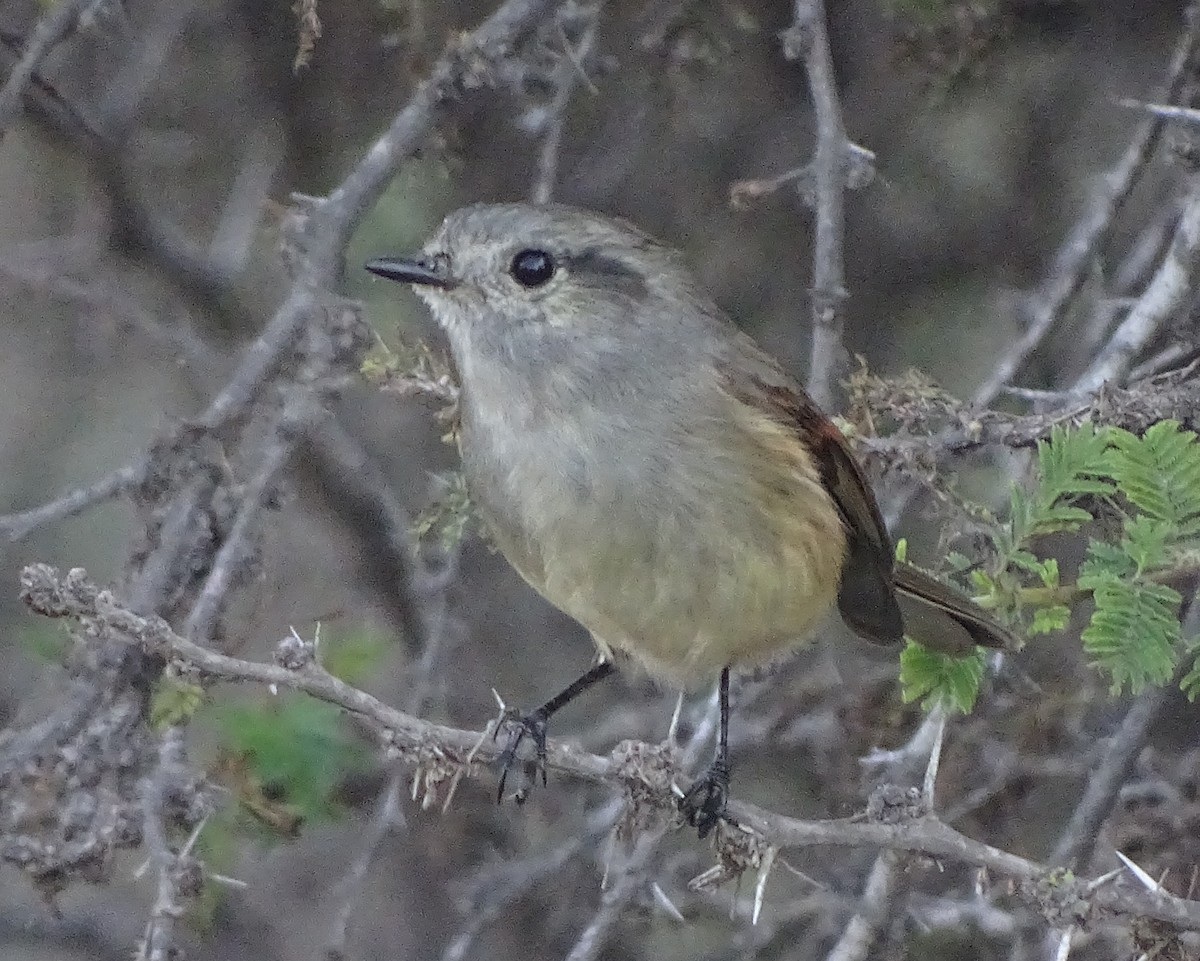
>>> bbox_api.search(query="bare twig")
[1073,175,1200,392]
[321,0,558,252]
[922,710,947,810]
[1118,98,1200,125]
[0,464,141,542]
[564,827,667,961]
[781,0,852,410]
[854,365,1200,469]
[971,4,1200,406]
[323,769,406,961]
[824,851,905,961]
[181,417,300,643]
[729,142,875,210]
[135,728,204,961]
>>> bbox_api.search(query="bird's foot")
[679,757,730,839]
[494,707,549,803]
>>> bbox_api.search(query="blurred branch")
[1050,675,1181,872]
[135,728,202,961]
[823,851,904,961]
[823,711,946,961]
[1073,174,1200,392]
[565,827,668,961]
[0,0,93,137]
[321,0,558,252]
[971,3,1200,406]
[531,1,603,204]
[93,4,246,306]
[1118,97,1200,125]
[22,563,1200,937]
[181,409,303,645]
[323,537,457,960]
[729,142,875,211]
[323,769,405,961]
[442,829,591,961]
[296,417,432,655]
[781,0,854,410]
[0,464,141,543]
[1051,602,1200,871]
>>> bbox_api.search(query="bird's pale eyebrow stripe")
[564,247,647,296]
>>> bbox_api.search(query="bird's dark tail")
[893,561,1022,654]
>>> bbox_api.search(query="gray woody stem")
[783,0,849,411]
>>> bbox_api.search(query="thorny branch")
[850,363,1200,473]
[20,563,1200,938]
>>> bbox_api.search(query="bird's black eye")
[510,249,556,287]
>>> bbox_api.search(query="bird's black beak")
[365,256,457,289]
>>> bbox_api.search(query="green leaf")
[1182,639,1200,702]
[150,678,206,729]
[1122,515,1173,574]
[944,551,972,573]
[210,695,371,823]
[1077,572,1180,695]
[1037,557,1060,588]
[1028,604,1071,636]
[321,627,390,686]
[1008,549,1046,575]
[1105,421,1200,534]
[1009,423,1113,545]
[1035,423,1114,501]
[899,641,985,713]
[1029,504,1096,536]
[1079,539,1137,581]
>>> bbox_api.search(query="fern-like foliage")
[1105,421,1200,537]
[900,419,1200,709]
[1006,421,1113,545]
[1078,421,1200,694]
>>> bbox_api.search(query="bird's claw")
[679,758,730,839]
[494,708,549,803]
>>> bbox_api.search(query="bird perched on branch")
[367,202,1020,837]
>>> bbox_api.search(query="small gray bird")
[366,203,1018,836]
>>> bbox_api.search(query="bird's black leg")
[680,666,732,838]
[496,658,616,802]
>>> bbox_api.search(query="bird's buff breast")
[459,388,849,688]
